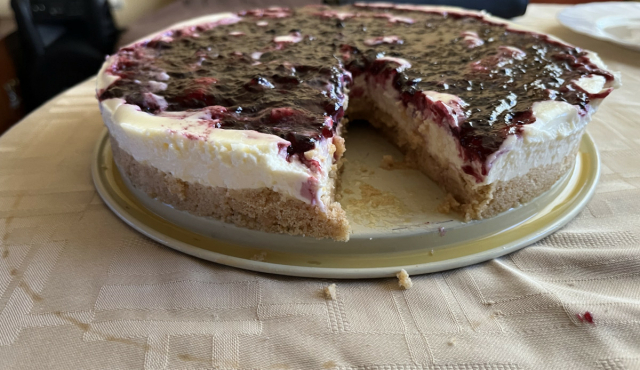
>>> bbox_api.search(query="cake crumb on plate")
[396,269,413,289]
[251,251,267,261]
[438,226,446,236]
[380,154,415,170]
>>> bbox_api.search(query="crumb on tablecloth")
[396,269,413,290]
[323,283,337,300]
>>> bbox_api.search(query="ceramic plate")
[558,2,640,51]
[92,125,600,279]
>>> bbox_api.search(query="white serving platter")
[558,2,640,51]
[92,125,600,279]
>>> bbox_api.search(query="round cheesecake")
[96,3,620,241]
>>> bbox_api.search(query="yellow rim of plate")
[92,129,599,278]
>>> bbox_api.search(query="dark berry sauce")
[99,4,615,174]
[577,311,595,324]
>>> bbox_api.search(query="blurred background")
[0,0,628,135]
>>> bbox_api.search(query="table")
[1,4,639,369]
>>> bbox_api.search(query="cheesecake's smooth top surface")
[97,3,620,206]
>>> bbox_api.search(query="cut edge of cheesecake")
[347,97,580,222]
[110,136,352,241]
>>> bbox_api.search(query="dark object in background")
[10,0,119,113]
[324,0,528,19]
[0,33,24,134]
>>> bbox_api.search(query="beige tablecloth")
[1,4,639,369]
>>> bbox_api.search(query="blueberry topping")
[100,5,613,171]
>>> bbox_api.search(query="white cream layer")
[101,98,334,206]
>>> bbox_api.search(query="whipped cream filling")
[355,74,468,181]
[484,101,591,184]
[101,98,333,207]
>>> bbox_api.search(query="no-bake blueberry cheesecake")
[97,3,620,241]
